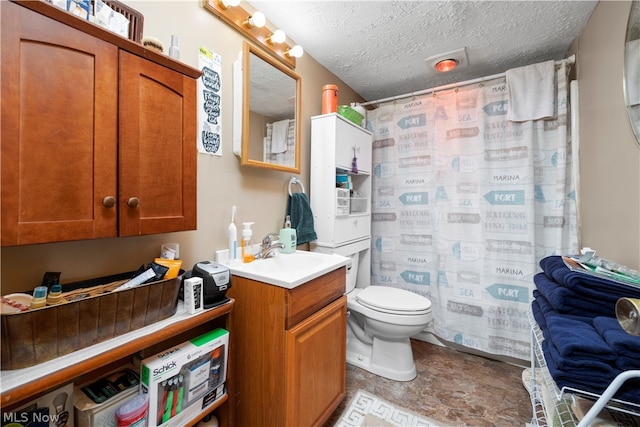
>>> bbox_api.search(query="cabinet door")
[335,117,372,174]
[285,296,346,427]
[118,51,197,236]
[1,2,118,246]
[334,215,371,245]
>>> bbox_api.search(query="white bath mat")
[334,389,451,427]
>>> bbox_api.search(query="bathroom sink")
[229,250,349,289]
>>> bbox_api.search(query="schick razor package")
[140,328,228,426]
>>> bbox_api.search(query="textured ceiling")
[249,0,599,103]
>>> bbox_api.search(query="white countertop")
[228,250,349,289]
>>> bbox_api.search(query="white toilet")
[343,248,433,382]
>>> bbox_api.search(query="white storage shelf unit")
[527,308,640,427]
[311,113,372,248]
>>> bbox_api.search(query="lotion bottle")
[227,206,237,262]
[241,222,255,263]
[279,215,297,254]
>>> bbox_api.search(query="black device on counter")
[181,261,231,309]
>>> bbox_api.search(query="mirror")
[234,41,301,172]
[624,0,640,144]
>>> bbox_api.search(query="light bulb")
[246,11,266,28]
[268,29,286,44]
[218,0,240,8]
[286,45,304,58]
[434,59,458,72]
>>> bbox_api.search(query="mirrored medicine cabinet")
[624,0,640,144]
[233,41,302,173]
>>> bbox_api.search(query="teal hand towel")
[286,193,317,245]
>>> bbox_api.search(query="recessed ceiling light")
[434,59,459,72]
[425,47,468,73]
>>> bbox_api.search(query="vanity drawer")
[285,266,345,329]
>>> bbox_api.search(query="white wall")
[575,0,640,269]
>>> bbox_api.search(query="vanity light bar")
[205,0,297,69]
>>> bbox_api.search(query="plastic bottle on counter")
[279,215,297,254]
[241,222,255,263]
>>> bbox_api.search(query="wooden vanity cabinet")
[0,1,198,246]
[229,267,347,427]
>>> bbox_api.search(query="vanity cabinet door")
[118,51,197,236]
[1,1,118,246]
[285,295,346,427]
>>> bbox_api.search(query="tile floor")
[326,339,534,427]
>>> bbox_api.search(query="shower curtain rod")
[359,55,575,107]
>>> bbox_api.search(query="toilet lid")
[356,286,431,315]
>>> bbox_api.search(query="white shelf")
[1,300,233,407]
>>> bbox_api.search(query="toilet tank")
[310,238,370,293]
[345,252,360,293]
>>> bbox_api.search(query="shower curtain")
[367,60,578,360]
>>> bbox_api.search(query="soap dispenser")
[241,222,255,263]
[279,215,297,254]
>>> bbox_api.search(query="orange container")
[322,84,338,114]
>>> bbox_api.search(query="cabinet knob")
[102,196,116,208]
[127,197,140,208]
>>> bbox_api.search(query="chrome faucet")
[256,233,285,259]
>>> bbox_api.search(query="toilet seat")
[355,286,431,315]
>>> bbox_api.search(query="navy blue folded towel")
[534,272,615,317]
[540,256,640,303]
[542,339,617,392]
[286,193,317,245]
[531,299,547,331]
[543,312,616,361]
[543,334,616,373]
[593,316,640,370]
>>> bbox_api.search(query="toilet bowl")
[339,245,432,381]
[313,240,433,381]
[346,286,432,381]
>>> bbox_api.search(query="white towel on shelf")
[625,39,640,106]
[270,119,289,154]
[506,59,555,122]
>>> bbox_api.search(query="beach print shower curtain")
[367,61,578,359]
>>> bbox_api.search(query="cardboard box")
[3,382,75,426]
[140,328,228,427]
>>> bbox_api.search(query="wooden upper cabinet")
[118,51,197,237]
[0,1,199,246]
[1,1,118,245]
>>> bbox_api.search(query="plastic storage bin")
[336,188,350,216]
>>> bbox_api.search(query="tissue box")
[4,382,75,426]
[140,328,228,426]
